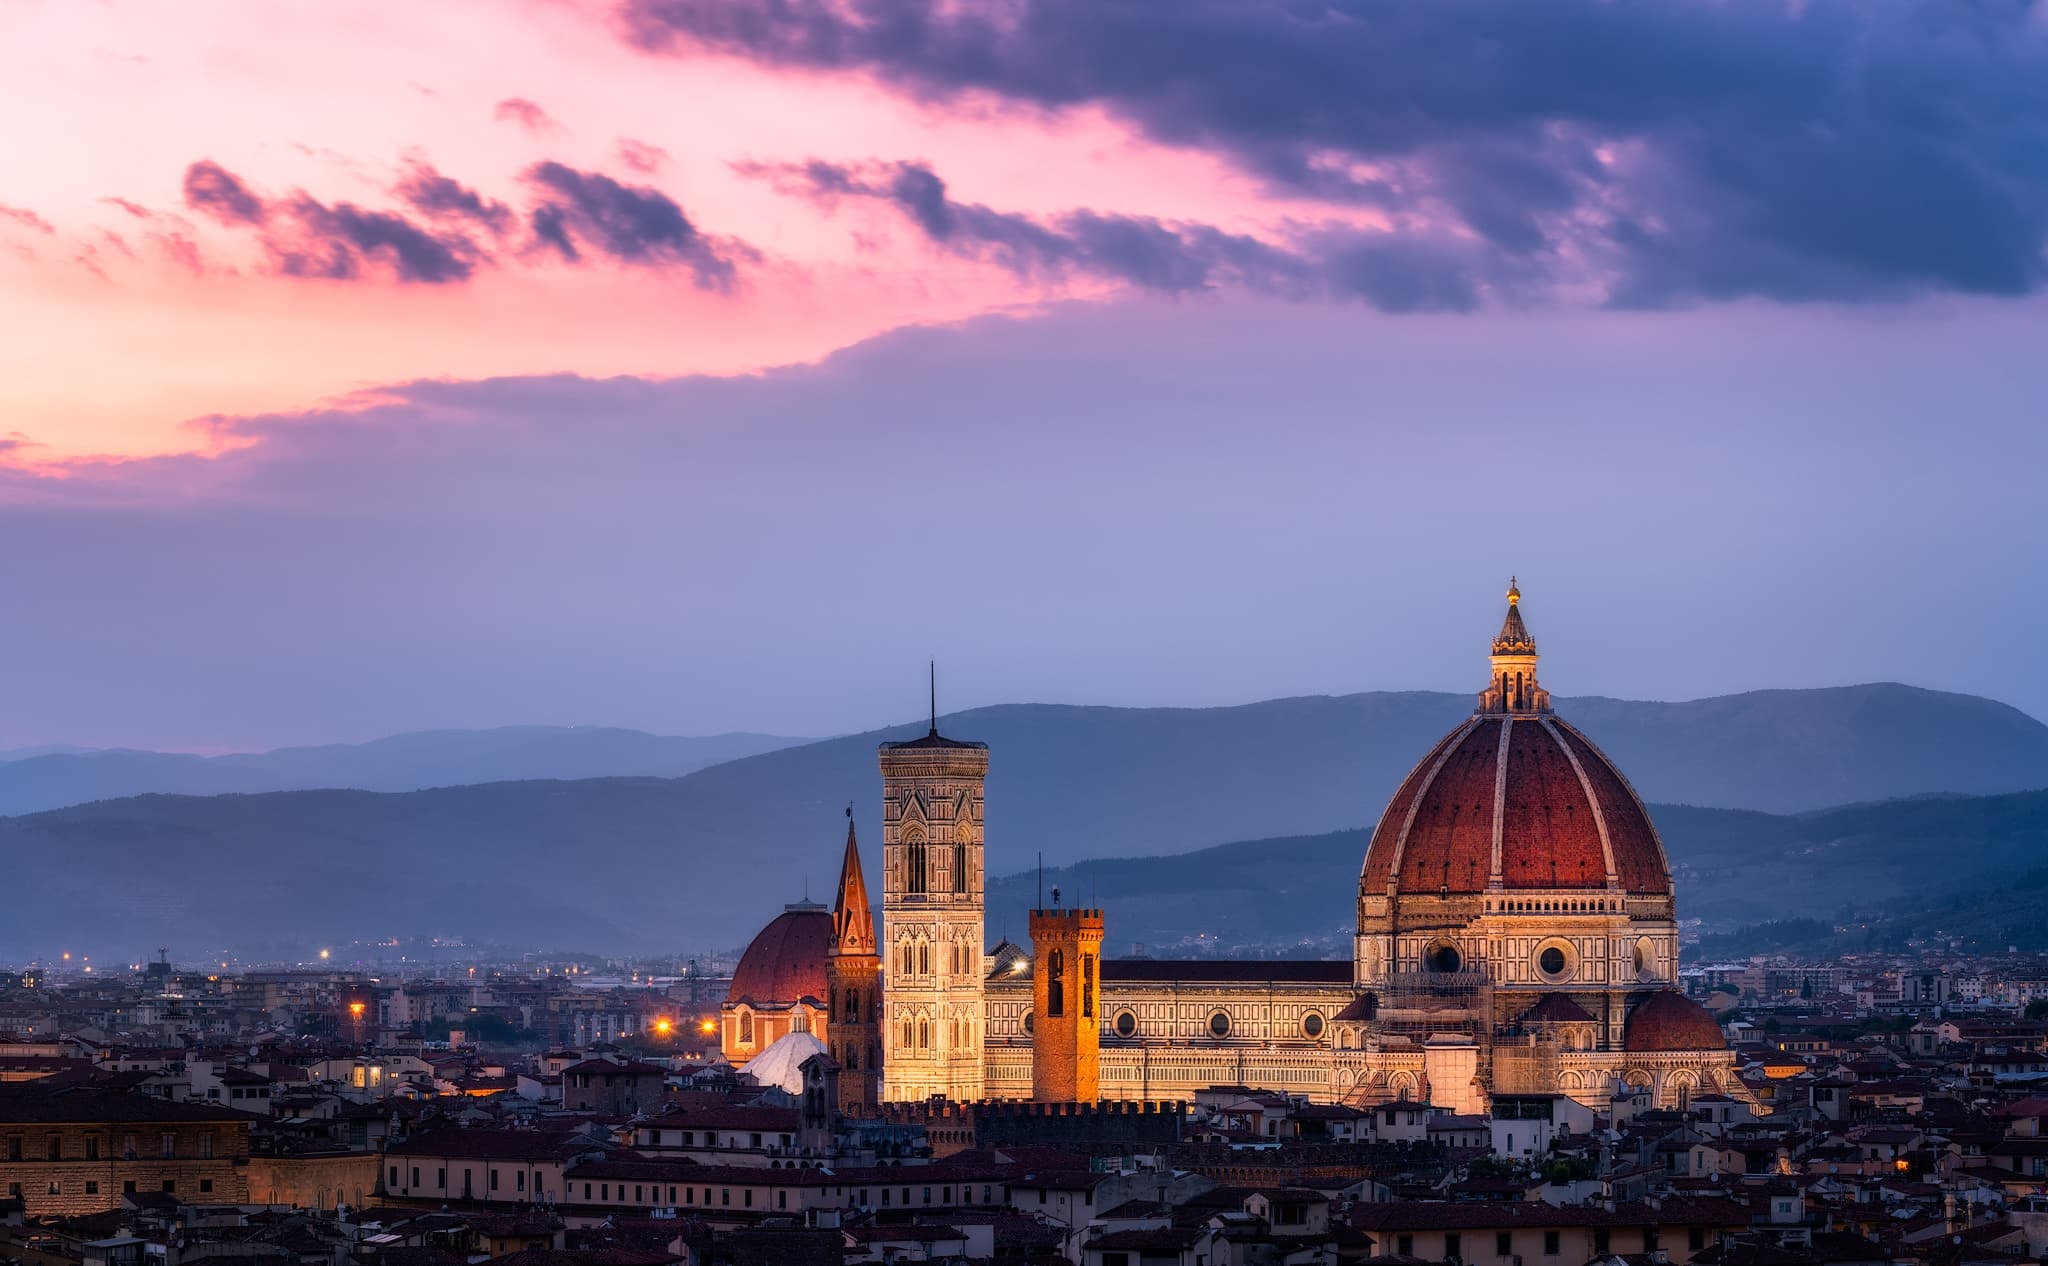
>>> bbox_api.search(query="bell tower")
[824,810,882,1115]
[1029,898,1103,1104]
[879,671,989,1103]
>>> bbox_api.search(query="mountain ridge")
[1,681,2043,960]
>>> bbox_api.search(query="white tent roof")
[738,1030,828,1094]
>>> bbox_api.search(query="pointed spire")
[1493,576,1537,656]
[831,808,876,955]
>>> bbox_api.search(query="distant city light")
[319,949,331,960]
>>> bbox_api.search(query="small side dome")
[1520,992,1596,1025]
[728,903,833,1006]
[1624,990,1726,1052]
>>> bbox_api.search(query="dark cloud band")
[627,0,2048,305]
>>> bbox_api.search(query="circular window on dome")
[1424,942,1463,974]
[1113,1010,1138,1038]
[1302,1012,1325,1040]
[1022,1012,1034,1035]
[1208,1011,1232,1038]
[1534,939,1576,983]
[1634,937,1659,982]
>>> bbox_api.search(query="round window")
[1022,1012,1034,1035]
[1208,1011,1231,1038]
[1302,1012,1325,1040]
[1425,942,1463,973]
[1539,946,1567,975]
[1113,1010,1137,1038]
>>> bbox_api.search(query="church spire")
[831,808,876,955]
[1479,578,1550,715]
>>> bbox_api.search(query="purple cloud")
[524,160,738,289]
[753,158,1479,310]
[625,0,2048,305]
[182,160,268,226]
[179,160,487,284]
[395,161,515,235]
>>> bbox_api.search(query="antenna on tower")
[928,660,938,736]
[1037,852,1043,911]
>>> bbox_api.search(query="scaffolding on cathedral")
[1489,1033,1563,1095]
[1375,968,1494,1046]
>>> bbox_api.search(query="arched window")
[918,1019,929,1049]
[738,1011,753,1045]
[953,842,968,893]
[902,1019,914,1048]
[1047,950,1065,1017]
[845,989,860,1023]
[918,941,930,975]
[905,835,927,894]
[1082,954,1095,1018]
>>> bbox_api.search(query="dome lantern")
[1479,577,1550,715]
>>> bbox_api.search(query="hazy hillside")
[7,780,2044,962]
[5,682,2041,823]
[1,682,2043,960]
[0,727,803,817]
[1697,862,2048,959]
[983,788,2048,956]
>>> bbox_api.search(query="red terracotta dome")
[728,902,832,1006]
[1360,714,1671,897]
[1624,990,1726,1052]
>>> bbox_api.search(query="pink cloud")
[616,137,668,174]
[0,206,56,235]
[493,96,561,135]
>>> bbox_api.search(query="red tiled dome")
[1360,714,1671,897]
[1624,990,1726,1052]
[728,904,832,1006]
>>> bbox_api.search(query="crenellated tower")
[1029,900,1103,1103]
[824,810,882,1115]
[878,685,989,1103]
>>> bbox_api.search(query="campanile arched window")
[903,828,928,895]
[1047,951,1065,1017]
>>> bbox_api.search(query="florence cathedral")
[720,585,1749,1115]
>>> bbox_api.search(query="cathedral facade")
[724,587,1750,1114]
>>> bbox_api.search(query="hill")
[4,683,2041,822]
[1,682,2043,960]
[984,788,2048,956]
[0,727,803,817]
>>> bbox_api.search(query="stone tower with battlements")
[824,812,882,1115]
[878,707,989,1103]
[1029,902,1104,1103]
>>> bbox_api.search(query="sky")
[2,0,2045,750]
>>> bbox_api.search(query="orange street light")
[654,1018,673,1035]
[699,1020,716,1034]
[349,1001,366,1017]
